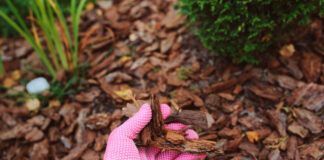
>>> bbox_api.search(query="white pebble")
[26,77,50,94]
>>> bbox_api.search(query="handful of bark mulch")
[135,95,224,155]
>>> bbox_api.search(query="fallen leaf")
[238,142,259,157]
[301,53,322,82]
[218,93,235,101]
[130,57,148,70]
[205,94,221,111]
[279,44,295,57]
[267,110,287,137]
[84,113,112,130]
[173,88,204,107]
[24,127,44,142]
[293,108,323,134]
[149,56,164,66]
[246,131,259,143]
[114,89,133,101]
[27,115,46,126]
[165,72,188,87]
[49,99,61,108]
[255,127,272,140]
[287,136,297,160]
[221,101,242,113]
[3,77,16,88]
[61,143,88,160]
[299,139,324,160]
[238,115,264,129]
[105,71,132,83]
[206,80,236,95]
[123,103,139,117]
[59,103,78,125]
[218,127,241,138]
[0,123,33,140]
[29,139,49,160]
[97,0,112,9]
[75,87,101,102]
[233,84,243,95]
[11,70,21,80]
[163,53,186,71]
[85,2,95,11]
[268,149,283,160]
[7,85,25,94]
[94,134,108,151]
[25,98,41,111]
[81,149,99,160]
[162,9,186,29]
[287,121,309,138]
[286,83,324,111]
[248,82,283,101]
[160,32,176,53]
[49,127,59,142]
[280,57,303,79]
[118,56,132,63]
[275,75,303,90]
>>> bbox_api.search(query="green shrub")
[178,0,324,64]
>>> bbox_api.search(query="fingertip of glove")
[165,123,187,130]
[160,104,171,119]
[185,129,199,139]
[138,103,152,121]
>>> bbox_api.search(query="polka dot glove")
[104,103,207,160]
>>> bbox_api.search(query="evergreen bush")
[179,0,324,63]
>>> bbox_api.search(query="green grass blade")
[4,0,31,35]
[46,7,69,70]
[0,54,4,78]
[71,0,77,20]
[0,10,56,77]
[52,0,72,47]
[0,11,33,43]
[36,0,68,70]
[31,2,60,70]
[72,0,87,66]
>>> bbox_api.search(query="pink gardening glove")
[104,103,207,160]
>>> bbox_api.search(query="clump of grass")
[0,0,87,78]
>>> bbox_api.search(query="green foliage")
[0,0,95,38]
[0,0,30,37]
[179,0,324,63]
[0,0,88,78]
[0,54,4,78]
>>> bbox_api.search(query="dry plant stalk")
[137,94,223,155]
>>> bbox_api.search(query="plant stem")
[0,54,5,78]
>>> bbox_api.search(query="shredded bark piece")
[138,94,224,154]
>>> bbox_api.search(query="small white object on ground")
[26,77,50,94]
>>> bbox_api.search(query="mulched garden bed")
[0,0,324,159]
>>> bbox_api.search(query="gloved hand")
[104,103,206,160]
